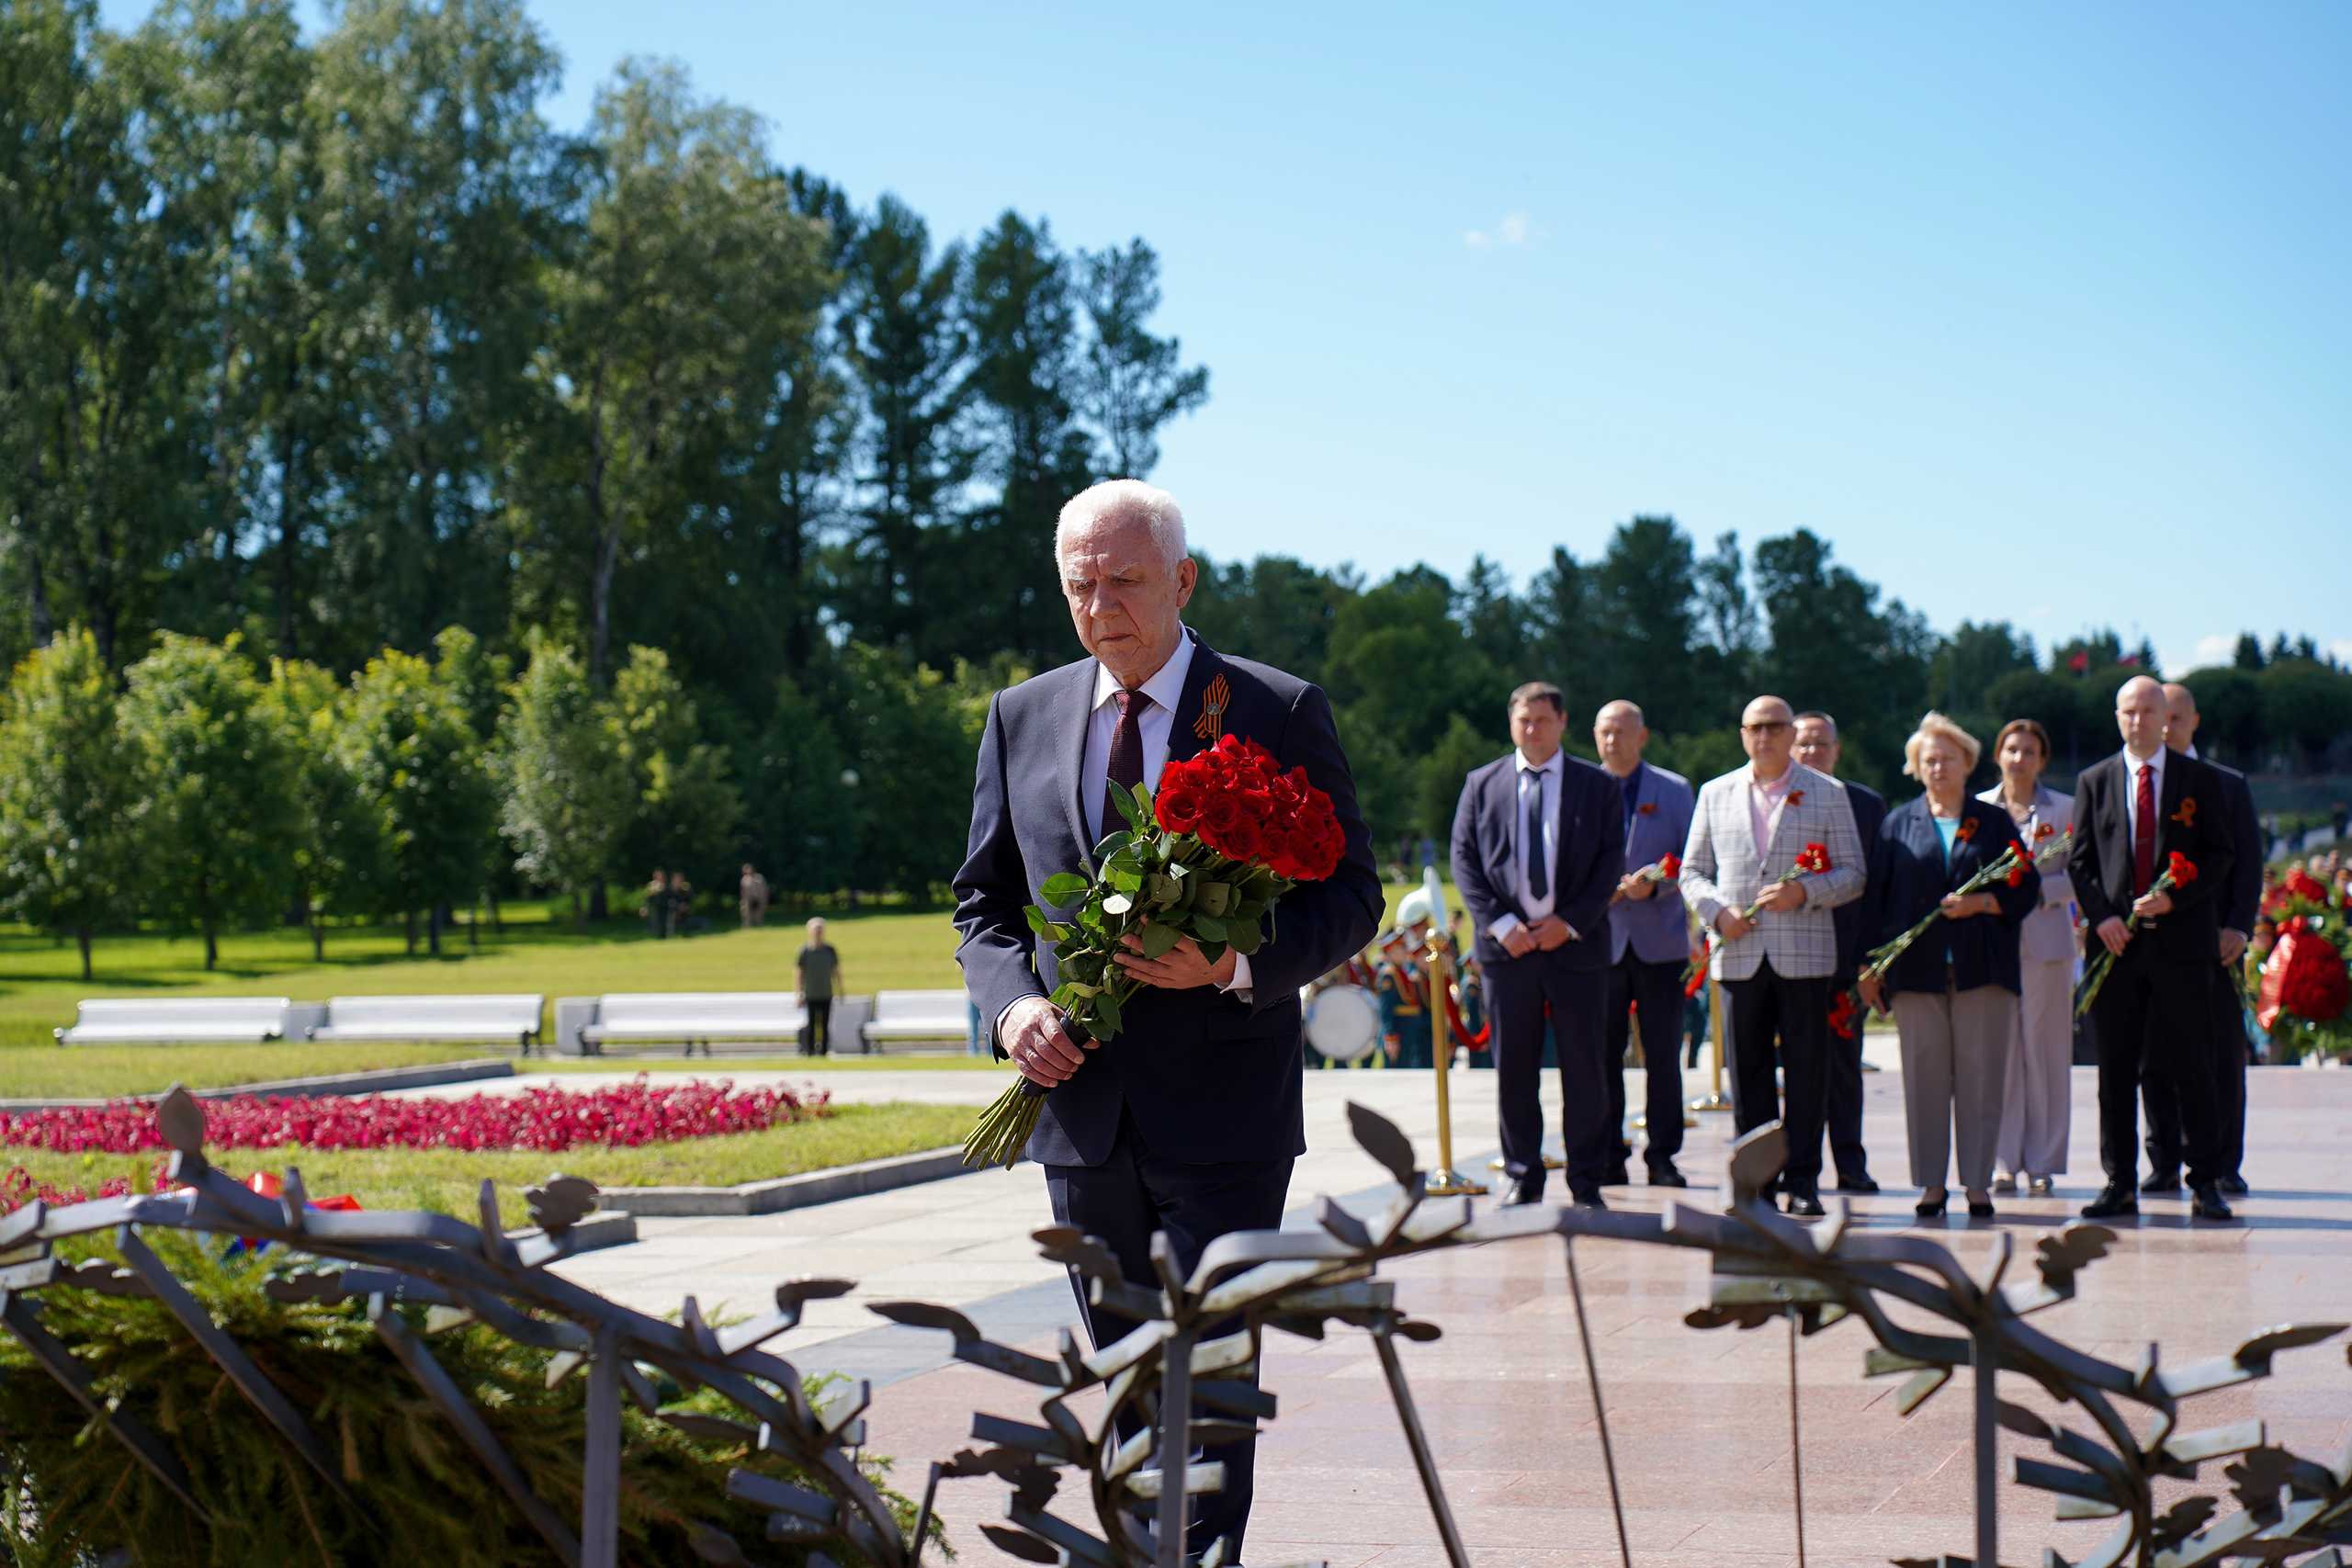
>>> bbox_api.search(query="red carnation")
[1827,989,1859,1041]
[1658,852,1681,880]
[2167,851,2197,886]
[2006,840,2030,886]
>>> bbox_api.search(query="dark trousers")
[1488,952,1611,1195]
[2095,941,2222,1187]
[1823,971,1871,1181]
[1045,1111,1292,1561]
[1724,959,1832,1191]
[800,997,832,1055]
[2141,963,2246,1180]
[1604,952,1686,1170]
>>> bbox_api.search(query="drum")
[1303,983,1381,1065]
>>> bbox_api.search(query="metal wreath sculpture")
[1,1087,2346,1568]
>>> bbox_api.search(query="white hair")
[1056,479,1186,568]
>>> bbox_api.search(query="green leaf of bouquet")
[1197,940,1228,966]
[1094,830,1131,862]
[1226,917,1263,955]
[1140,921,1182,959]
[1192,913,1228,942]
[1096,989,1125,1036]
[1111,866,1144,894]
[1196,881,1233,917]
[1023,906,1055,935]
[1112,783,1148,830]
[1041,872,1091,903]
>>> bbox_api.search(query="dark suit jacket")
[2067,750,2237,963]
[1831,781,1887,979]
[1860,795,2039,996]
[1450,750,1626,972]
[2199,755,2260,938]
[952,630,1382,1167]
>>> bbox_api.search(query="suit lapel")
[2157,756,2188,861]
[1055,660,1097,870]
[1166,634,1223,766]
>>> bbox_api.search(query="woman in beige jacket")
[1981,719,2075,1194]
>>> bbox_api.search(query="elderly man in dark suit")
[2069,675,2238,1223]
[1452,682,1627,1209]
[1792,710,1887,1195]
[954,479,1383,1560]
[1595,699,1697,1188]
[2141,682,2263,1196]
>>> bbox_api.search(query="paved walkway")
[492,1052,2352,1566]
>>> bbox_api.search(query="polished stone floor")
[828,1063,2352,1567]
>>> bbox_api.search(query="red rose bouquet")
[963,734,1345,1167]
[2074,851,2196,1019]
[2257,916,2350,1031]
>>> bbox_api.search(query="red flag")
[2068,649,2090,672]
[2118,653,2140,667]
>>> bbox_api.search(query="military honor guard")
[1375,926,1436,1068]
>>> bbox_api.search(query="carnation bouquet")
[1859,830,2044,992]
[2074,850,2197,1019]
[1742,841,1831,920]
[962,734,1346,1168]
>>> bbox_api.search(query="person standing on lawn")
[740,863,770,929]
[796,918,842,1055]
[953,479,1381,1563]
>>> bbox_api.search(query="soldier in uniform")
[1375,929,1435,1069]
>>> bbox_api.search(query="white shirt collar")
[1515,747,1564,775]
[2183,743,2200,761]
[2122,744,2165,777]
[1746,761,1798,791]
[1092,627,1196,714]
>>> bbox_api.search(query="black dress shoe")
[2189,1182,2235,1221]
[1967,1198,1996,1219]
[1915,1193,1948,1219]
[1500,1180,1545,1208]
[1646,1163,1690,1189]
[2217,1174,2249,1196]
[1600,1163,1630,1188]
[2081,1184,2140,1219]
[2140,1169,2181,1194]
[1835,1171,1881,1195]
[1568,1183,1608,1210]
[1783,1190,1826,1218]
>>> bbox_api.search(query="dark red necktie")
[2132,761,2156,898]
[1103,689,1148,836]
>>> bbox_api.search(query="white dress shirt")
[1487,748,1572,942]
[1078,630,1251,999]
[2119,743,2166,847]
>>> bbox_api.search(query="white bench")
[55,998,291,1046]
[305,995,546,1054]
[861,989,973,1053]
[578,992,808,1056]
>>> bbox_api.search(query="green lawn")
[0,896,966,1051]
[3,1100,974,1227]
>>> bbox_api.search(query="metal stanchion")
[1690,959,1731,1113]
[1419,870,1486,1197]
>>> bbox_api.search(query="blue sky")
[108,2,2352,672]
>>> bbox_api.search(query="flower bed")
[0,1075,827,1157]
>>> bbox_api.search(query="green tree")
[341,632,501,953]
[820,643,980,898]
[0,627,135,977]
[264,656,384,958]
[1589,517,1702,731]
[2260,660,2352,774]
[1074,238,1207,479]
[1753,529,1933,788]
[496,634,630,928]
[1418,713,1499,842]
[750,672,854,901]
[611,644,743,900]
[119,633,298,968]
[1183,555,1355,687]
[2181,667,2265,770]
[1325,567,1496,759]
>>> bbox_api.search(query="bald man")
[2141,682,2262,1194]
[2067,675,2239,1222]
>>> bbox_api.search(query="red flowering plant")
[963,733,1346,1167]
[1827,987,1860,1041]
[2075,851,2197,1019]
[1739,842,1831,920]
[2256,908,2352,1062]
[1859,835,2039,1002]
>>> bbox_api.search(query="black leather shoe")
[1500,1181,1545,1208]
[1915,1192,1948,1219]
[2189,1182,2235,1221]
[1967,1198,1996,1219]
[1835,1171,1881,1194]
[1600,1163,1630,1188]
[2140,1169,2181,1194]
[1783,1190,1826,1218]
[1568,1183,1608,1210]
[1646,1163,1690,1189]
[2081,1184,2139,1219]
[2217,1174,2249,1196]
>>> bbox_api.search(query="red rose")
[1214,817,1264,863]
[1156,783,1205,834]
[1233,785,1274,822]
[1198,792,1243,834]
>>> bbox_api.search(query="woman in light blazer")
[1979,718,2075,1195]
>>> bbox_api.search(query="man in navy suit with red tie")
[1451,682,1626,1209]
[2068,675,2237,1222]
[955,480,1382,1561]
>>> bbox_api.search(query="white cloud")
[2180,633,2238,671]
[2333,640,2352,667]
[1464,212,1533,250]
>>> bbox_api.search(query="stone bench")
[304,995,546,1054]
[55,998,292,1046]
[576,992,808,1057]
[861,988,973,1053]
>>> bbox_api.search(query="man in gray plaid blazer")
[1678,695,1867,1213]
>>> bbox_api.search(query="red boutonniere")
[1785,789,1804,809]
[2171,797,2197,829]
[1954,818,1978,844]
[1637,801,1657,816]
[2033,821,2055,840]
